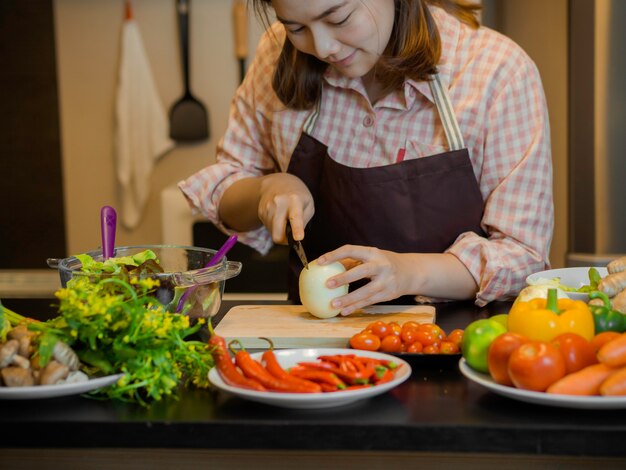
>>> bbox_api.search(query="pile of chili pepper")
[208,325,400,393]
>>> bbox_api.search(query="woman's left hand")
[318,245,415,316]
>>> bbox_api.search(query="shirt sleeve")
[178,27,286,255]
[446,56,554,306]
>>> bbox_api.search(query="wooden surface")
[215,304,436,348]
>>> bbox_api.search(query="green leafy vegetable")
[529,267,602,293]
[4,276,214,406]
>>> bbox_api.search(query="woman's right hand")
[258,173,314,244]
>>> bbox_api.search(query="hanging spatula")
[169,0,209,142]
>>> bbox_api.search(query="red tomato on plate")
[508,341,566,392]
[487,332,528,386]
[551,332,598,374]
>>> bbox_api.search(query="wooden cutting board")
[215,304,436,348]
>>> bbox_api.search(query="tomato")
[414,329,438,347]
[423,344,440,354]
[380,334,403,353]
[551,332,597,374]
[439,341,460,355]
[419,324,446,342]
[400,327,419,345]
[447,329,464,348]
[402,321,421,330]
[462,319,507,373]
[349,332,381,351]
[368,321,390,339]
[388,322,402,337]
[590,331,621,354]
[507,341,566,392]
[407,342,423,353]
[487,332,528,386]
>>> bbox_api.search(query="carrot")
[599,366,626,396]
[590,331,621,354]
[597,332,626,367]
[546,363,616,395]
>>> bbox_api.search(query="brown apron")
[286,75,485,303]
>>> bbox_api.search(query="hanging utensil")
[169,0,209,142]
[232,0,248,83]
[100,206,117,260]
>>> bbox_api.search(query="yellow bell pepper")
[508,288,595,342]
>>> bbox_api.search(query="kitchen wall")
[55,0,568,267]
[54,0,265,253]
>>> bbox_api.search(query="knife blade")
[286,223,309,270]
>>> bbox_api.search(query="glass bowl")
[47,245,242,322]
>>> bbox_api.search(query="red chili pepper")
[207,334,266,392]
[261,349,322,393]
[298,360,375,385]
[229,340,320,393]
[319,383,339,393]
[288,366,347,389]
[374,368,395,385]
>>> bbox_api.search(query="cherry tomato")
[551,332,598,374]
[590,331,621,354]
[388,322,402,337]
[407,342,423,353]
[400,326,419,345]
[380,334,403,353]
[414,330,438,347]
[367,321,390,339]
[447,329,464,348]
[423,344,440,354]
[507,341,566,392]
[487,332,528,386]
[419,324,446,342]
[402,321,421,330]
[439,340,460,355]
[349,332,381,351]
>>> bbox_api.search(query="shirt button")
[363,115,375,127]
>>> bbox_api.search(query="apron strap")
[428,74,465,151]
[303,97,322,135]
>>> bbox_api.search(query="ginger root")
[599,270,626,298]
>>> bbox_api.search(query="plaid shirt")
[179,6,553,305]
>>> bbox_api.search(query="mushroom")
[17,335,32,358]
[7,324,34,341]
[11,355,30,369]
[39,360,69,385]
[1,366,35,387]
[52,341,80,371]
[0,340,19,368]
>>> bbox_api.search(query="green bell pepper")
[588,291,626,333]
[461,318,507,373]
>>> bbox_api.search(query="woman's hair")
[251,0,480,110]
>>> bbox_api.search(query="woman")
[179,0,553,315]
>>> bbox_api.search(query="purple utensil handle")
[175,234,238,312]
[101,206,117,260]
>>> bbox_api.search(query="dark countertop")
[2,298,626,459]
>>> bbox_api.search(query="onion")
[299,259,349,318]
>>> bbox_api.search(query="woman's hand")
[258,173,314,244]
[317,245,416,315]
[318,246,479,315]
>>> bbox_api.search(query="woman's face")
[272,0,395,78]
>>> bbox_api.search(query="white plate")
[459,359,626,409]
[0,374,123,400]
[526,267,608,301]
[208,348,411,409]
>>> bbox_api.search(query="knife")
[286,223,309,270]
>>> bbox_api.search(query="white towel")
[115,8,174,230]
